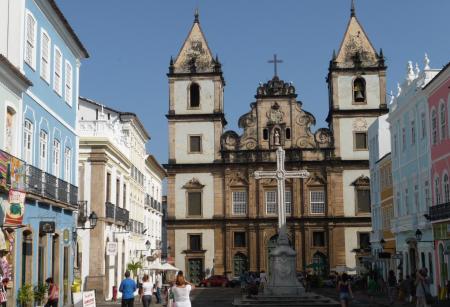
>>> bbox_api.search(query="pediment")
[306,173,326,186]
[352,175,370,186]
[227,172,248,186]
[182,177,205,189]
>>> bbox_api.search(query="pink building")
[425,61,450,293]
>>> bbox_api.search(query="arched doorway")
[311,251,328,276]
[439,243,447,287]
[233,253,248,277]
[22,229,33,285]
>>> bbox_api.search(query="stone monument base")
[233,293,340,307]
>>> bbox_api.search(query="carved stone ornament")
[306,173,326,186]
[352,175,370,186]
[256,76,296,98]
[314,128,333,147]
[267,103,284,124]
[227,172,248,186]
[352,118,368,131]
[182,178,205,189]
[221,131,239,150]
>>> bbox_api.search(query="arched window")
[285,128,291,140]
[25,11,37,68]
[189,83,200,108]
[5,107,16,154]
[435,176,441,205]
[23,120,33,164]
[263,128,269,140]
[353,78,366,103]
[443,174,449,203]
[440,103,446,140]
[432,109,438,144]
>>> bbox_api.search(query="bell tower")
[167,10,226,164]
[326,1,388,160]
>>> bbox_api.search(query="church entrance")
[233,253,248,277]
[311,251,328,276]
[187,258,203,285]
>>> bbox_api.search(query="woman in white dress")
[171,272,195,307]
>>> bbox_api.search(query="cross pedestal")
[254,146,310,296]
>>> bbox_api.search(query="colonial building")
[166,5,388,283]
[78,97,152,300]
[368,114,396,280]
[0,0,88,306]
[388,56,440,295]
[423,62,450,292]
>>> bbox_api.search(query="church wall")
[174,228,215,278]
[338,117,376,160]
[174,121,215,163]
[337,74,381,110]
[173,79,215,114]
[175,172,215,219]
[342,169,370,216]
[344,227,372,269]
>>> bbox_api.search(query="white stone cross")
[254,146,310,230]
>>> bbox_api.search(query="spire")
[351,0,356,17]
[406,61,415,82]
[194,8,199,23]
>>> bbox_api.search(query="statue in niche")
[274,130,281,146]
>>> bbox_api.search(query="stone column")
[214,227,225,275]
[248,225,258,272]
[85,154,107,300]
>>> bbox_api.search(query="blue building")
[0,0,88,305]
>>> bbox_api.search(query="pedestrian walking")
[337,273,353,307]
[171,271,195,307]
[387,270,397,304]
[367,276,377,306]
[44,277,59,307]
[140,274,152,307]
[154,272,163,304]
[415,268,432,307]
[119,271,137,307]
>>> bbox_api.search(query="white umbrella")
[147,262,164,270]
[161,263,179,271]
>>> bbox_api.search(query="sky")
[57,0,450,165]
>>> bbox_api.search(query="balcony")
[429,202,450,221]
[129,219,144,234]
[0,148,77,208]
[105,201,129,225]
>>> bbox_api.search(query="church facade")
[165,6,388,282]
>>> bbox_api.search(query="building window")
[435,177,441,205]
[116,178,121,206]
[424,181,430,208]
[5,107,16,154]
[53,46,62,95]
[187,191,202,216]
[39,130,48,171]
[404,188,409,215]
[393,133,398,155]
[312,232,325,247]
[64,147,71,182]
[358,232,370,250]
[40,30,51,83]
[285,190,292,215]
[421,113,426,139]
[440,103,446,140]
[285,128,291,140]
[189,234,201,251]
[65,61,73,105]
[53,139,60,177]
[123,184,127,208]
[353,78,366,103]
[310,190,325,214]
[443,174,449,203]
[432,109,438,144]
[356,189,370,213]
[189,135,202,153]
[106,173,111,202]
[25,12,37,69]
[263,129,269,140]
[23,120,33,164]
[189,83,200,108]
[411,120,416,144]
[234,232,246,247]
[265,191,277,214]
[402,128,406,151]
[232,191,247,215]
[414,185,419,212]
[354,132,367,150]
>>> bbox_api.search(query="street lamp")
[145,240,151,251]
[77,211,98,230]
[415,229,423,241]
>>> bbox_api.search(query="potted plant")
[17,284,33,307]
[34,283,48,307]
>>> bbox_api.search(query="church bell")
[355,89,364,100]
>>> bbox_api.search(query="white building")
[388,56,440,294]
[77,97,161,300]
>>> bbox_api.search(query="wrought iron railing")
[105,201,115,219]
[1,149,77,207]
[115,206,129,224]
[429,202,450,221]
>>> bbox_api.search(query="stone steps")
[233,294,340,307]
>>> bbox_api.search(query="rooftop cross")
[268,54,283,77]
[254,147,310,230]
